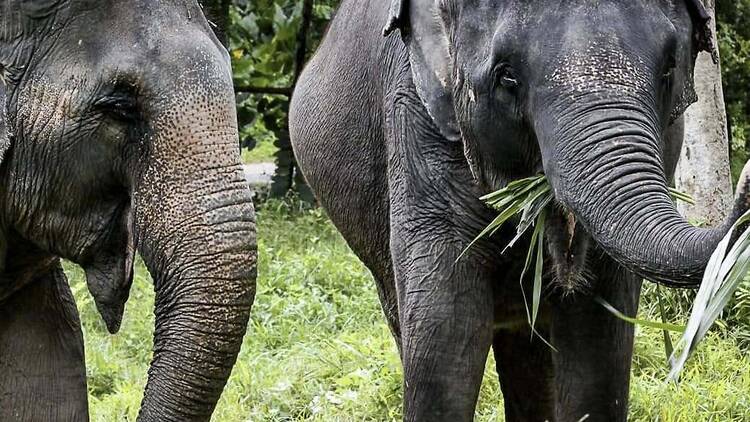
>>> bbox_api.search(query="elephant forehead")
[547,42,651,97]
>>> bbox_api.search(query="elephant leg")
[395,238,495,421]
[372,268,401,354]
[493,328,555,422]
[550,256,642,422]
[0,263,89,421]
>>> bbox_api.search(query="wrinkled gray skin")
[0,1,256,420]
[290,0,750,421]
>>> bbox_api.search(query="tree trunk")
[675,0,733,225]
[270,0,316,200]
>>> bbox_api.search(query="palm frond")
[668,210,750,381]
[458,175,728,362]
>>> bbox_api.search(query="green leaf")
[519,210,543,326]
[656,284,675,362]
[668,210,750,381]
[596,297,686,333]
[530,209,546,332]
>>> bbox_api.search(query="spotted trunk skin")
[135,55,257,421]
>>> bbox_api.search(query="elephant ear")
[383,0,461,142]
[668,0,715,123]
[685,0,716,60]
[0,71,8,273]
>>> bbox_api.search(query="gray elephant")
[290,0,750,421]
[0,1,256,420]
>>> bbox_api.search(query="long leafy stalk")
[471,174,750,379]
[668,210,750,381]
[465,175,704,349]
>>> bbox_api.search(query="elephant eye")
[663,54,677,79]
[494,64,519,90]
[95,95,138,122]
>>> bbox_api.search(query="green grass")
[66,200,750,421]
[241,138,278,164]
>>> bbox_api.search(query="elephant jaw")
[84,259,134,334]
[83,206,136,334]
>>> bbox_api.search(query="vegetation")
[717,0,750,182]
[228,0,337,164]
[69,199,750,421]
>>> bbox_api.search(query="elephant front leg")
[394,236,495,421]
[550,255,642,422]
[493,327,556,422]
[0,263,89,421]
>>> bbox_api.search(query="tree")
[716,0,750,182]
[676,0,733,225]
[228,0,337,199]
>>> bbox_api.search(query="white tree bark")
[675,0,733,225]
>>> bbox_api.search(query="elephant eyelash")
[662,55,677,79]
[493,64,519,90]
[94,95,139,121]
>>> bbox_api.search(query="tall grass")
[66,198,750,421]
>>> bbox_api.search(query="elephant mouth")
[544,204,592,294]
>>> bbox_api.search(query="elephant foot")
[0,263,89,422]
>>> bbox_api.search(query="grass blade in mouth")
[531,209,546,332]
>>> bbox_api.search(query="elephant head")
[0,0,256,420]
[384,0,749,287]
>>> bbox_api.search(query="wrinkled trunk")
[136,176,255,421]
[539,99,748,287]
[133,46,256,421]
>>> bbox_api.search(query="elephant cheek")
[82,206,136,334]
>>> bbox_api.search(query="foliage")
[461,175,552,342]
[67,199,750,420]
[669,211,750,380]
[717,0,750,183]
[469,176,697,340]
[228,0,338,163]
[242,137,278,164]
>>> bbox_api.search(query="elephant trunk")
[133,44,256,421]
[136,181,255,421]
[538,95,750,287]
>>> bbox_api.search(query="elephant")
[0,1,256,420]
[289,0,750,421]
